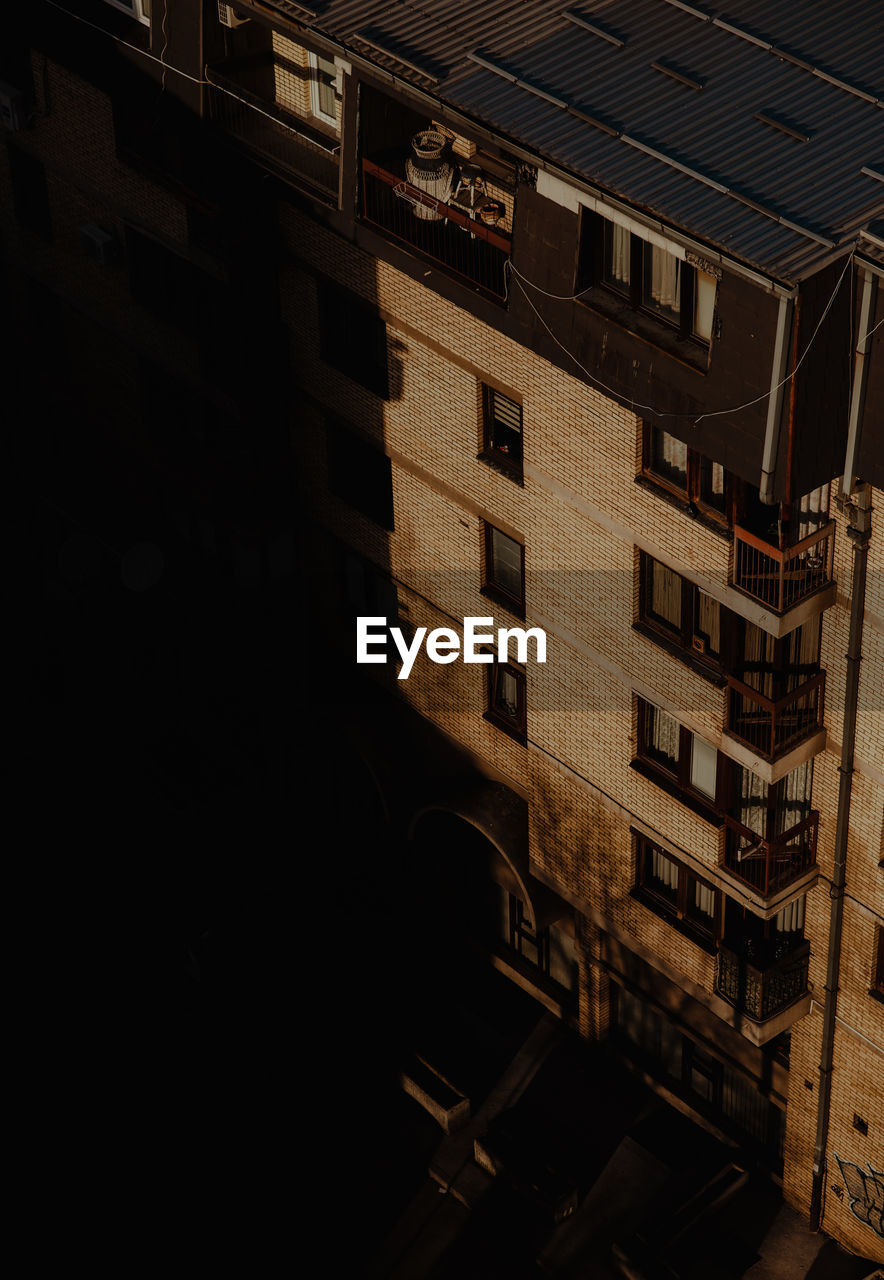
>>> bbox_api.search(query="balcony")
[206,62,339,203]
[732,522,835,613]
[715,941,810,1022]
[361,157,512,299]
[722,813,818,898]
[726,672,825,761]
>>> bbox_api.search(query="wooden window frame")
[633,834,720,951]
[636,697,723,811]
[308,51,338,128]
[508,895,550,971]
[103,0,151,24]
[577,212,717,352]
[640,423,732,527]
[486,660,527,742]
[638,552,728,672]
[482,523,525,616]
[480,384,523,479]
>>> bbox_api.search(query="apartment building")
[4,0,882,1261]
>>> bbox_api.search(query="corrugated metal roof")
[271,0,884,282]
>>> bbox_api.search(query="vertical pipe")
[808,514,872,1227]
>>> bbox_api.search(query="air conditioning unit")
[80,223,120,267]
[218,2,249,26]
[0,80,26,132]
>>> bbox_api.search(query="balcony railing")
[361,158,511,299]
[206,67,339,203]
[726,671,825,760]
[732,522,835,613]
[716,941,810,1022]
[722,813,818,897]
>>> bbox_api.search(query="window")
[480,385,522,477]
[327,421,394,529]
[578,211,718,346]
[507,895,549,970]
[483,524,525,614]
[317,283,388,398]
[873,927,884,1001]
[487,662,526,740]
[638,552,724,669]
[634,835,719,949]
[103,0,151,23]
[636,698,721,807]
[309,52,337,127]
[641,424,730,523]
[7,145,51,240]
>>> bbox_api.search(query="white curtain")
[694,269,716,340]
[797,485,829,541]
[608,222,631,286]
[689,735,717,799]
[662,431,688,472]
[776,762,813,835]
[648,245,682,314]
[651,560,682,629]
[697,592,720,654]
[742,621,774,696]
[774,895,805,934]
[652,848,678,891]
[738,765,768,837]
[692,880,716,920]
[647,704,680,767]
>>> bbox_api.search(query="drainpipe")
[808,267,876,1232]
[759,295,794,505]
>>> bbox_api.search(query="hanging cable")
[42,0,207,84]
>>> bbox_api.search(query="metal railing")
[206,67,339,202]
[716,941,810,1022]
[726,671,825,760]
[361,158,511,299]
[722,812,818,897]
[732,522,835,613]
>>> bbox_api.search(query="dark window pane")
[327,421,394,529]
[698,456,727,513]
[489,664,525,737]
[8,145,51,239]
[487,526,524,606]
[647,427,688,492]
[318,283,388,398]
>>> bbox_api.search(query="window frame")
[638,552,728,673]
[480,384,523,479]
[577,211,718,351]
[641,424,732,527]
[317,281,389,399]
[486,660,527,742]
[103,0,151,24]
[308,51,338,128]
[636,697,723,812]
[326,418,395,530]
[482,523,526,616]
[633,833,720,951]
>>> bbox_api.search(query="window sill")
[632,621,727,688]
[576,290,712,373]
[484,711,526,745]
[633,476,731,540]
[478,450,524,485]
[630,889,717,954]
[480,585,526,619]
[630,758,722,827]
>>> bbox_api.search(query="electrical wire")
[505,249,856,425]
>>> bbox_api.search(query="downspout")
[759,294,794,505]
[808,266,876,1233]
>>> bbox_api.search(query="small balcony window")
[578,212,718,351]
[103,0,151,25]
[641,424,730,525]
[638,552,724,671]
[636,698,721,809]
[634,835,719,950]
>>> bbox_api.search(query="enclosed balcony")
[722,813,818,898]
[726,671,825,761]
[206,54,340,203]
[715,941,810,1023]
[732,522,835,613]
